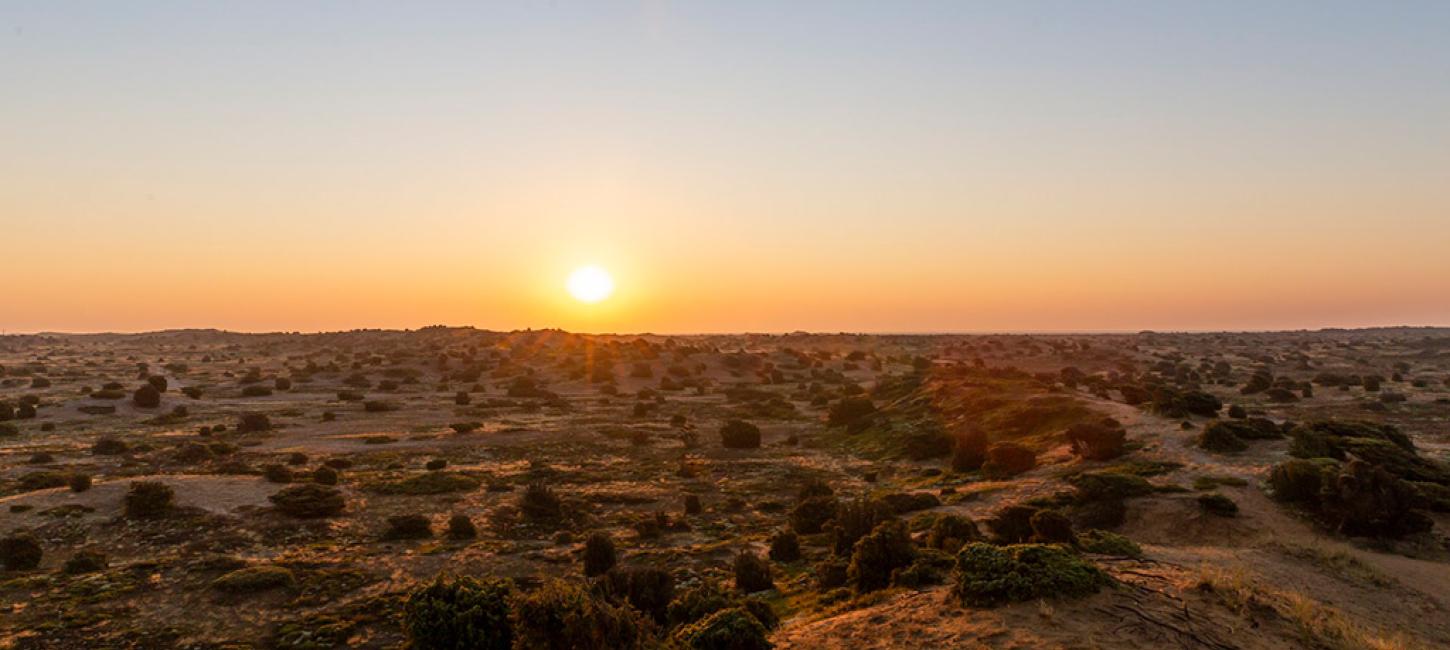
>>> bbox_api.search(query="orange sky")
[3,4,1448,334]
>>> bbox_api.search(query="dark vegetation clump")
[133,384,161,408]
[952,543,1110,607]
[511,579,648,650]
[828,396,877,432]
[830,498,894,556]
[312,466,339,485]
[768,530,801,562]
[732,552,774,593]
[923,514,983,554]
[404,576,514,650]
[982,443,1036,478]
[583,532,618,577]
[212,565,296,593]
[446,514,477,540]
[601,565,675,624]
[1,533,43,571]
[790,496,837,535]
[263,464,294,483]
[521,482,563,521]
[68,473,93,493]
[92,437,128,455]
[385,514,433,539]
[673,607,772,650]
[62,549,108,575]
[847,519,916,592]
[1065,418,1126,460]
[269,484,346,518]
[237,413,271,433]
[1028,509,1075,544]
[124,481,174,518]
[951,428,989,472]
[719,420,762,449]
[1197,493,1238,517]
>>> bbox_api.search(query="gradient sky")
[3,2,1448,334]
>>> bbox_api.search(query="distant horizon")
[7,323,1449,339]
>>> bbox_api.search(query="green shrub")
[583,532,617,577]
[404,576,514,650]
[511,580,647,650]
[372,472,481,496]
[124,481,174,518]
[830,498,893,556]
[1075,530,1142,557]
[673,607,772,650]
[385,514,433,539]
[719,420,761,449]
[1196,423,1247,453]
[62,549,107,574]
[212,565,295,593]
[446,514,477,540]
[1268,458,1336,504]
[814,558,848,590]
[768,530,800,562]
[952,543,1110,607]
[1197,494,1238,517]
[847,519,916,592]
[1029,510,1075,544]
[923,514,982,554]
[601,565,675,624]
[269,484,346,518]
[982,443,1036,478]
[1,533,42,571]
[985,504,1040,544]
[890,548,955,588]
[789,496,837,535]
[1071,471,1154,503]
[733,552,774,593]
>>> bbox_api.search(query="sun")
[566,265,615,304]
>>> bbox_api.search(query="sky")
[2,2,1448,334]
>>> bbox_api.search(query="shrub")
[1227,404,1247,419]
[982,443,1036,478]
[385,514,433,539]
[447,514,477,540]
[1070,471,1154,503]
[1075,529,1142,557]
[1064,418,1126,460]
[263,464,294,483]
[92,436,128,455]
[312,466,339,485]
[950,429,990,472]
[733,552,774,593]
[511,580,647,650]
[274,377,292,391]
[830,498,893,556]
[0,423,16,437]
[212,565,295,593]
[719,420,761,449]
[373,472,481,495]
[1196,423,1248,453]
[62,549,107,574]
[133,384,161,408]
[1,533,42,571]
[985,504,1040,544]
[847,519,916,592]
[451,421,482,434]
[241,385,274,398]
[1197,494,1238,517]
[269,484,346,518]
[583,532,617,577]
[237,413,271,433]
[18,471,68,492]
[673,607,771,650]
[923,514,982,554]
[1029,510,1075,544]
[364,400,398,412]
[520,483,563,521]
[814,558,849,590]
[790,496,837,534]
[601,565,675,623]
[404,576,514,650]
[427,459,448,471]
[827,397,876,431]
[455,391,471,406]
[124,481,174,518]
[952,543,1110,607]
[880,491,941,515]
[1321,460,1432,538]
[684,494,702,515]
[768,530,801,562]
[68,473,93,493]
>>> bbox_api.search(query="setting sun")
[566,266,615,304]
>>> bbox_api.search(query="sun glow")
[566,265,615,304]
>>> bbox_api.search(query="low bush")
[447,514,477,540]
[1197,493,1238,517]
[952,543,1110,607]
[1075,529,1142,557]
[583,532,617,577]
[733,552,774,593]
[385,514,433,539]
[237,413,271,433]
[923,514,983,554]
[404,576,514,650]
[92,437,128,455]
[1029,509,1075,544]
[847,519,916,592]
[768,530,801,562]
[213,565,295,593]
[512,580,648,650]
[982,443,1036,478]
[789,496,837,535]
[673,607,771,650]
[269,484,345,518]
[951,428,989,472]
[601,565,675,623]
[1,533,42,570]
[719,420,762,449]
[1064,418,1127,460]
[62,549,107,574]
[124,481,174,518]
